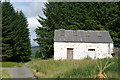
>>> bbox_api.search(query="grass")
[0,62,26,68]
[30,58,120,78]
[1,70,11,78]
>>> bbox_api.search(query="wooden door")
[67,48,73,60]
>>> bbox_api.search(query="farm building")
[54,30,114,60]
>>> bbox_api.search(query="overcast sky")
[11,2,47,46]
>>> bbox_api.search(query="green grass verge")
[1,70,11,78]
[0,62,26,68]
[30,58,119,78]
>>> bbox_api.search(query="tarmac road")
[9,66,35,78]
[1,61,37,80]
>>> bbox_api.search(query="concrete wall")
[54,42,113,60]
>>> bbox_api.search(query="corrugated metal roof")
[54,30,113,43]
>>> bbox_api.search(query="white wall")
[54,42,113,60]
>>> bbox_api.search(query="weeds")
[30,58,119,78]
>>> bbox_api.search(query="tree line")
[0,1,2,56]
[35,2,120,59]
[2,2,31,62]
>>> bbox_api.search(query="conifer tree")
[2,2,16,61]
[2,2,31,62]
[15,11,31,62]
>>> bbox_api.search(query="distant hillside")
[32,46,39,48]
[31,46,40,57]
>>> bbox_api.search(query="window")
[85,31,90,37]
[97,31,102,37]
[60,29,65,36]
[88,49,95,51]
[73,30,77,36]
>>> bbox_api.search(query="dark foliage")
[35,2,120,59]
[2,2,31,62]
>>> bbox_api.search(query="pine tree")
[2,2,16,61]
[2,2,31,62]
[16,11,31,62]
[35,2,120,58]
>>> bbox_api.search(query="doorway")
[67,48,73,60]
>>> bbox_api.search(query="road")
[9,66,34,78]
[1,61,37,79]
